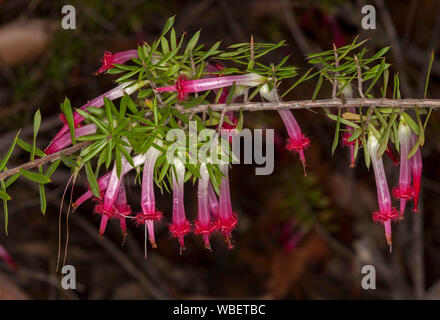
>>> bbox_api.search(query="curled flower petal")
[94,50,138,75]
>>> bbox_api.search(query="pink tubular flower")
[278,109,310,174]
[341,130,358,168]
[114,180,132,242]
[367,132,399,249]
[168,159,191,251]
[217,164,238,249]
[410,133,423,212]
[194,163,217,250]
[94,50,138,75]
[46,81,147,153]
[136,142,163,249]
[73,153,147,210]
[392,118,414,218]
[44,124,97,155]
[156,73,263,101]
[260,84,310,175]
[208,182,219,219]
[100,154,131,217]
[94,177,131,239]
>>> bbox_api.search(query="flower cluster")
[0,18,430,258]
[365,117,423,249]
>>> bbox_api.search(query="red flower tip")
[385,145,400,166]
[116,204,132,216]
[392,187,414,200]
[216,213,238,249]
[134,211,162,226]
[94,51,114,75]
[169,219,191,251]
[285,134,311,152]
[194,220,218,250]
[94,203,116,217]
[176,75,188,101]
[59,113,80,128]
[372,207,399,224]
[341,132,358,146]
[94,204,119,238]
[286,135,310,176]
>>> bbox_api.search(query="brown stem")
[0,141,91,181]
[182,98,440,113]
[1,98,439,182]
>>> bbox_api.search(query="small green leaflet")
[85,161,100,198]
[31,109,41,161]
[19,169,51,184]
[61,97,76,146]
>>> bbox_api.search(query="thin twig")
[332,43,340,99]
[0,141,91,181]
[0,98,439,181]
[178,98,440,113]
[354,55,365,100]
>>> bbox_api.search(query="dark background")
[0,0,439,300]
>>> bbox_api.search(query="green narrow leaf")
[103,97,114,134]
[401,112,419,134]
[312,73,323,100]
[0,130,20,171]
[60,154,79,168]
[61,98,76,146]
[105,139,113,168]
[415,107,425,146]
[31,109,41,161]
[186,30,201,53]
[281,67,314,98]
[365,59,385,95]
[45,159,61,178]
[424,50,434,98]
[19,169,51,184]
[377,112,397,158]
[161,15,175,37]
[1,180,8,235]
[362,136,370,169]
[116,144,134,169]
[115,147,122,177]
[5,173,20,188]
[170,28,177,50]
[0,189,11,201]
[38,166,46,215]
[158,161,170,182]
[85,161,100,198]
[331,109,342,155]
[17,138,46,157]
[39,183,46,214]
